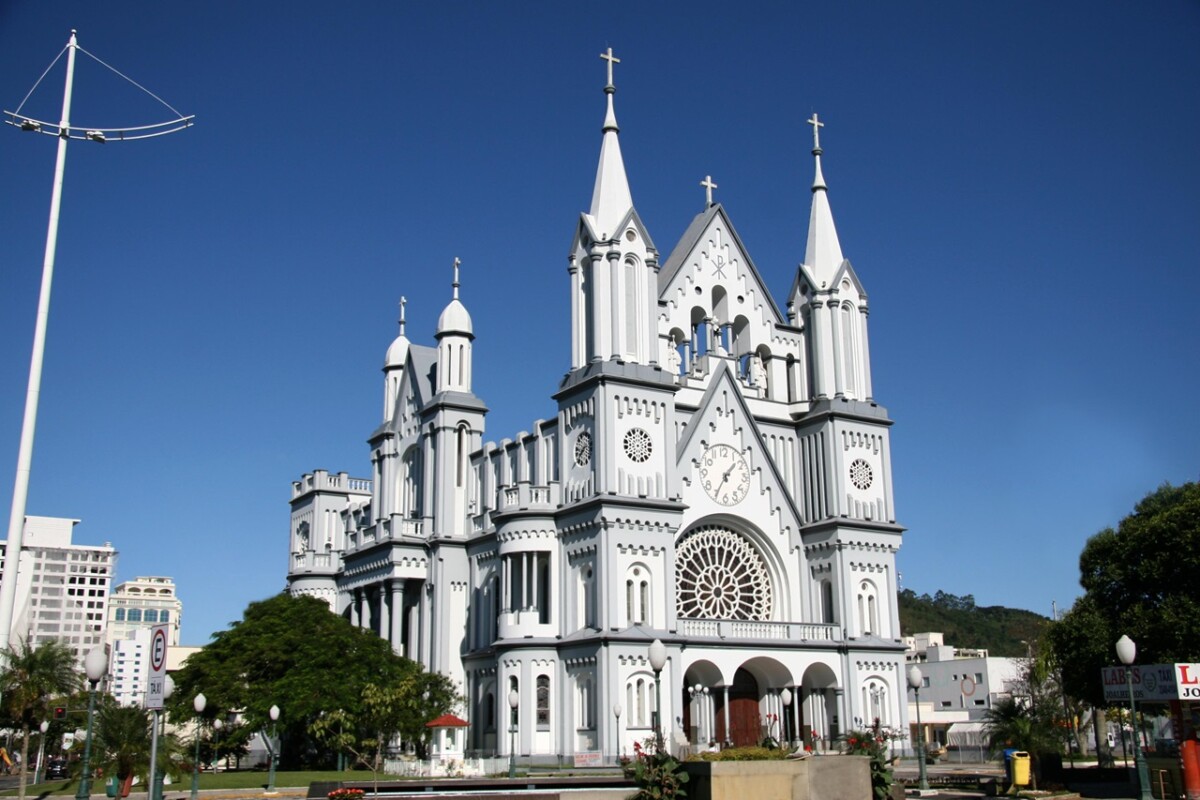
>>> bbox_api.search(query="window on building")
[144,610,158,623]
[127,609,142,622]
[536,675,550,729]
[160,610,170,623]
[115,609,126,621]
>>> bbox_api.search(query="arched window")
[160,610,170,623]
[127,609,142,622]
[636,678,647,726]
[536,675,551,729]
[640,580,650,626]
[143,610,158,623]
[485,691,496,731]
[115,608,126,622]
[509,676,519,727]
[456,425,468,487]
[821,580,835,624]
[858,580,880,635]
[840,303,859,398]
[578,676,595,730]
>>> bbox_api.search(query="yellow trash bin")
[1012,751,1032,787]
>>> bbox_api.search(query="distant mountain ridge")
[898,589,1050,657]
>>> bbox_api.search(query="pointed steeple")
[803,113,845,285]
[588,48,633,239]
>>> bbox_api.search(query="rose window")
[623,428,653,463]
[676,526,772,620]
[849,458,873,490]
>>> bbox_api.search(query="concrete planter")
[682,756,872,800]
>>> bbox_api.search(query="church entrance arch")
[717,667,760,747]
[800,662,840,744]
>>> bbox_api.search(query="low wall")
[683,756,871,800]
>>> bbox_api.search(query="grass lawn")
[2,771,385,796]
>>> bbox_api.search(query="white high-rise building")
[106,576,183,647]
[0,516,116,660]
[288,56,907,759]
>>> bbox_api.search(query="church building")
[287,51,908,759]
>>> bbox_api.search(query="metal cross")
[700,175,718,206]
[807,113,824,150]
[600,48,620,88]
[452,257,461,299]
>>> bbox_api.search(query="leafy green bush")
[689,746,791,762]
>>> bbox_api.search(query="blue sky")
[1,2,1197,644]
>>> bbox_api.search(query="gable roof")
[657,204,786,323]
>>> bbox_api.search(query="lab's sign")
[1101,663,1200,702]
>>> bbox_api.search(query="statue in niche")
[666,336,682,376]
[751,353,768,393]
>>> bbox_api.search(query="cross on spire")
[807,113,824,151]
[398,296,407,335]
[452,257,461,299]
[700,175,718,207]
[600,47,620,89]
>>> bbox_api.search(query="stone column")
[389,580,405,655]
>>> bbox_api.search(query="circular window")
[676,526,772,620]
[849,458,873,490]
[625,229,637,242]
[623,428,652,463]
[574,431,592,467]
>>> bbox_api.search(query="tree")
[167,592,428,767]
[0,639,81,800]
[982,696,1061,790]
[93,704,182,789]
[309,667,459,790]
[1048,482,1200,762]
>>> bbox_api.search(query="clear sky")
[1,2,1197,645]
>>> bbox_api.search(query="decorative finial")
[398,296,407,336]
[700,175,718,207]
[452,257,461,300]
[807,113,824,152]
[600,47,620,91]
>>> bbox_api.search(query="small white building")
[905,632,1023,753]
[0,516,116,661]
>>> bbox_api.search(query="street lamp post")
[75,647,107,800]
[780,688,793,749]
[190,693,206,800]
[212,719,223,774]
[648,640,667,753]
[1116,635,1153,800]
[267,705,280,792]
[613,703,623,764]
[507,690,519,779]
[34,720,49,784]
[907,665,929,791]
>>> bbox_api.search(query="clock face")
[699,444,750,506]
[574,431,592,467]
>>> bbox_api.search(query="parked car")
[44,756,69,780]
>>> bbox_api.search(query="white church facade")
[287,53,908,759]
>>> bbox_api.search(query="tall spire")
[803,113,844,284]
[398,296,407,337]
[588,47,633,239]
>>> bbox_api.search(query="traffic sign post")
[146,624,170,800]
[145,625,169,710]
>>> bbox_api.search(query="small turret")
[382,296,409,421]
[436,258,474,393]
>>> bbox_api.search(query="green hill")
[898,589,1050,657]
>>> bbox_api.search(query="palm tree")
[93,705,168,796]
[982,696,1062,790]
[0,639,81,800]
